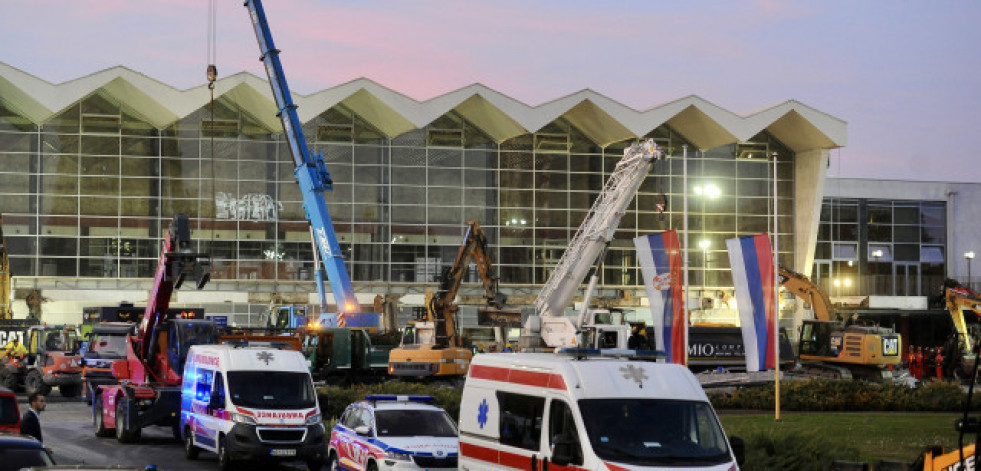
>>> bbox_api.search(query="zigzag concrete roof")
[0,61,846,152]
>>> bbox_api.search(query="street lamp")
[966,251,975,286]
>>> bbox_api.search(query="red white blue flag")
[726,234,777,372]
[634,230,685,364]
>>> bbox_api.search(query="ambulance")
[179,343,326,471]
[458,349,745,471]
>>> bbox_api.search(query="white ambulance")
[180,343,326,471]
[458,349,745,471]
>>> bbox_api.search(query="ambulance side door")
[495,391,546,471]
[542,397,585,471]
[192,368,218,452]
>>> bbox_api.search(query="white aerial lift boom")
[521,139,664,349]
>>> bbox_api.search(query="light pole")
[966,251,975,287]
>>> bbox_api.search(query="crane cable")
[206,0,218,239]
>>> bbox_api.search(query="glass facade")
[815,198,946,297]
[0,89,796,316]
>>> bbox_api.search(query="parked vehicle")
[0,386,19,433]
[328,395,458,471]
[180,343,325,471]
[0,434,55,468]
[459,349,745,470]
[80,322,133,405]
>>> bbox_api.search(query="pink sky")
[3,0,980,182]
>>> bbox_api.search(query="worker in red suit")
[908,346,919,379]
[915,347,925,379]
[935,348,944,379]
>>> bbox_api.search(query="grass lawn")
[719,411,969,464]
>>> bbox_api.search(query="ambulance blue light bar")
[364,395,436,405]
[556,348,666,360]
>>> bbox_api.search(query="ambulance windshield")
[375,409,458,437]
[578,399,731,466]
[227,371,316,409]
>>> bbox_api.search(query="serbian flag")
[633,230,685,363]
[726,234,777,372]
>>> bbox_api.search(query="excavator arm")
[944,280,981,359]
[778,265,834,321]
[429,221,499,348]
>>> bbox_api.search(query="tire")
[327,452,339,471]
[115,396,141,443]
[24,370,50,396]
[60,383,81,398]
[0,368,18,391]
[184,426,200,460]
[93,395,112,438]
[217,435,233,471]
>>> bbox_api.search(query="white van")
[458,350,745,471]
[180,343,326,471]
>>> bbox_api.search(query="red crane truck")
[92,214,217,443]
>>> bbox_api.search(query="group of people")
[907,345,945,380]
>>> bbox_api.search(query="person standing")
[908,346,918,379]
[936,348,944,379]
[20,392,45,443]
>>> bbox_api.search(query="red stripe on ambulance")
[468,365,566,390]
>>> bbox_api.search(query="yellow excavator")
[780,265,903,379]
[0,214,11,319]
[388,221,500,379]
[937,278,981,380]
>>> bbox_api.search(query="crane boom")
[527,139,662,348]
[244,0,360,321]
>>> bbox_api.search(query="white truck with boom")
[520,139,664,350]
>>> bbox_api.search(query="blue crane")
[243,0,369,328]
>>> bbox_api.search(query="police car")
[328,395,458,471]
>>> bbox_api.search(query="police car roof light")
[364,394,436,406]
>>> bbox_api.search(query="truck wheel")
[0,369,17,391]
[115,396,141,443]
[327,452,338,471]
[93,395,113,438]
[60,383,81,398]
[217,435,233,471]
[25,370,50,396]
[184,426,200,460]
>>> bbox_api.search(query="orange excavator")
[388,221,500,379]
[780,265,903,379]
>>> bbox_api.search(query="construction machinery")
[520,139,664,350]
[243,0,379,333]
[780,265,903,379]
[937,278,981,380]
[301,325,397,384]
[388,221,500,378]
[93,214,216,443]
[915,335,979,469]
[0,214,11,319]
[0,321,83,397]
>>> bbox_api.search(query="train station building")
[3,60,962,332]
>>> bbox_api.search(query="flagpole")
[682,145,690,367]
[773,152,781,422]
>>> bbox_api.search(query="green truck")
[302,327,399,384]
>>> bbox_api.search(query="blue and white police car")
[328,395,458,471]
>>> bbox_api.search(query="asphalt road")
[25,393,316,471]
